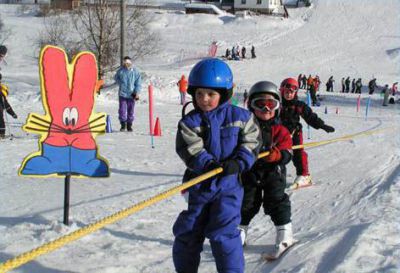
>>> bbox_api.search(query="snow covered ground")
[0,0,399,272]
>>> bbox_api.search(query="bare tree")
[126,4,160,61]
[72,0,159,77]
[36,12,82,59]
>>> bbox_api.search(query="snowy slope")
[0,1,399,273]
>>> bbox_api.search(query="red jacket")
[246,120,292,182]
[178,75,188,93]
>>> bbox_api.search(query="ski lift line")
[258,127,392,159]
[293,126,393,150]
[0,127,393,273]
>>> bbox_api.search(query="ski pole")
[4,111,13,139]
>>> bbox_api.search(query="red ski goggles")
[251,97,280,112]
[282,83,298,92]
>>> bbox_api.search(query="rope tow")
[0,127,391,273]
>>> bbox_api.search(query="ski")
[287,181,313,190]
[262,239,299,262]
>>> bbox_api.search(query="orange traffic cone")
[153,117,162,136]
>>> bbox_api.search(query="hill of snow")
[0,0,399,272]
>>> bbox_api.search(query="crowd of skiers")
[297,74,321,106]
[296,73,399,108]
[224,45,256,61]
[297,73,398,97]
[174,58,335,273]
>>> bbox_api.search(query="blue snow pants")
[172,178,244,273]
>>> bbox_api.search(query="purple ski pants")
[119,96,135,124]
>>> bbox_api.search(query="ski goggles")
[251,97,280,112]
[282,83,298,92]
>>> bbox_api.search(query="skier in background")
[251,45,256,58]
[298,74,303,89]
[355,78,362,93]
[0,73,17,139]
[306,74,313,90]
[0,45,7,64]
[241,46,246,59]
[351,78,356,93]
[382,84,390,106]
[301,75,307,89]
[368,78,377,95]
[114,56,142,132]
[177,74,188,105]
[341,77,345,93]
[326,76,334,92]
[225,48,231,59]
[243,89,248,105]
[345,77,351,93]
[279,78,335,188]
[239,81,296,259]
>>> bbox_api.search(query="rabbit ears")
[39,45,98,105]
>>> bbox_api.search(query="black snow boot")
[120,122,126,132]
[127,122,133,132]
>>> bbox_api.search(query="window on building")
[257,0,262,4]
[241,0,246,4]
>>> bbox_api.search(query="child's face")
[252,94,277,121]
[195,88,221,112]
[283,89,297,101]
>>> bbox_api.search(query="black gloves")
[221,159,241,175]
[205,161,222,172]
[205,159,241,175]
[12,114,17,119]
[321,124,335,133]
[132,93,139,101]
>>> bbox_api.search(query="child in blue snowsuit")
[173,58,261,273]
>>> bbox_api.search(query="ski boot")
[289,175,312,189]
[263,223,297,260]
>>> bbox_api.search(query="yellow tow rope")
[0,127,392,273]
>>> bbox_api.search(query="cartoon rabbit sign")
[19,46,109,177]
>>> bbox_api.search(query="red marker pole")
[148,84,155,148]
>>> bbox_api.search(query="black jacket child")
[280,96,334,177]
[280,98,333,135]
[0,84,17,137]
[241,119,293,226]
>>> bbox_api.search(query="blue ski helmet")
[187,58,234,104]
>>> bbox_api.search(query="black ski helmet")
[247,81,281,110]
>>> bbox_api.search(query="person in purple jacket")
[114,56,142,132]
[173,58,261,273]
